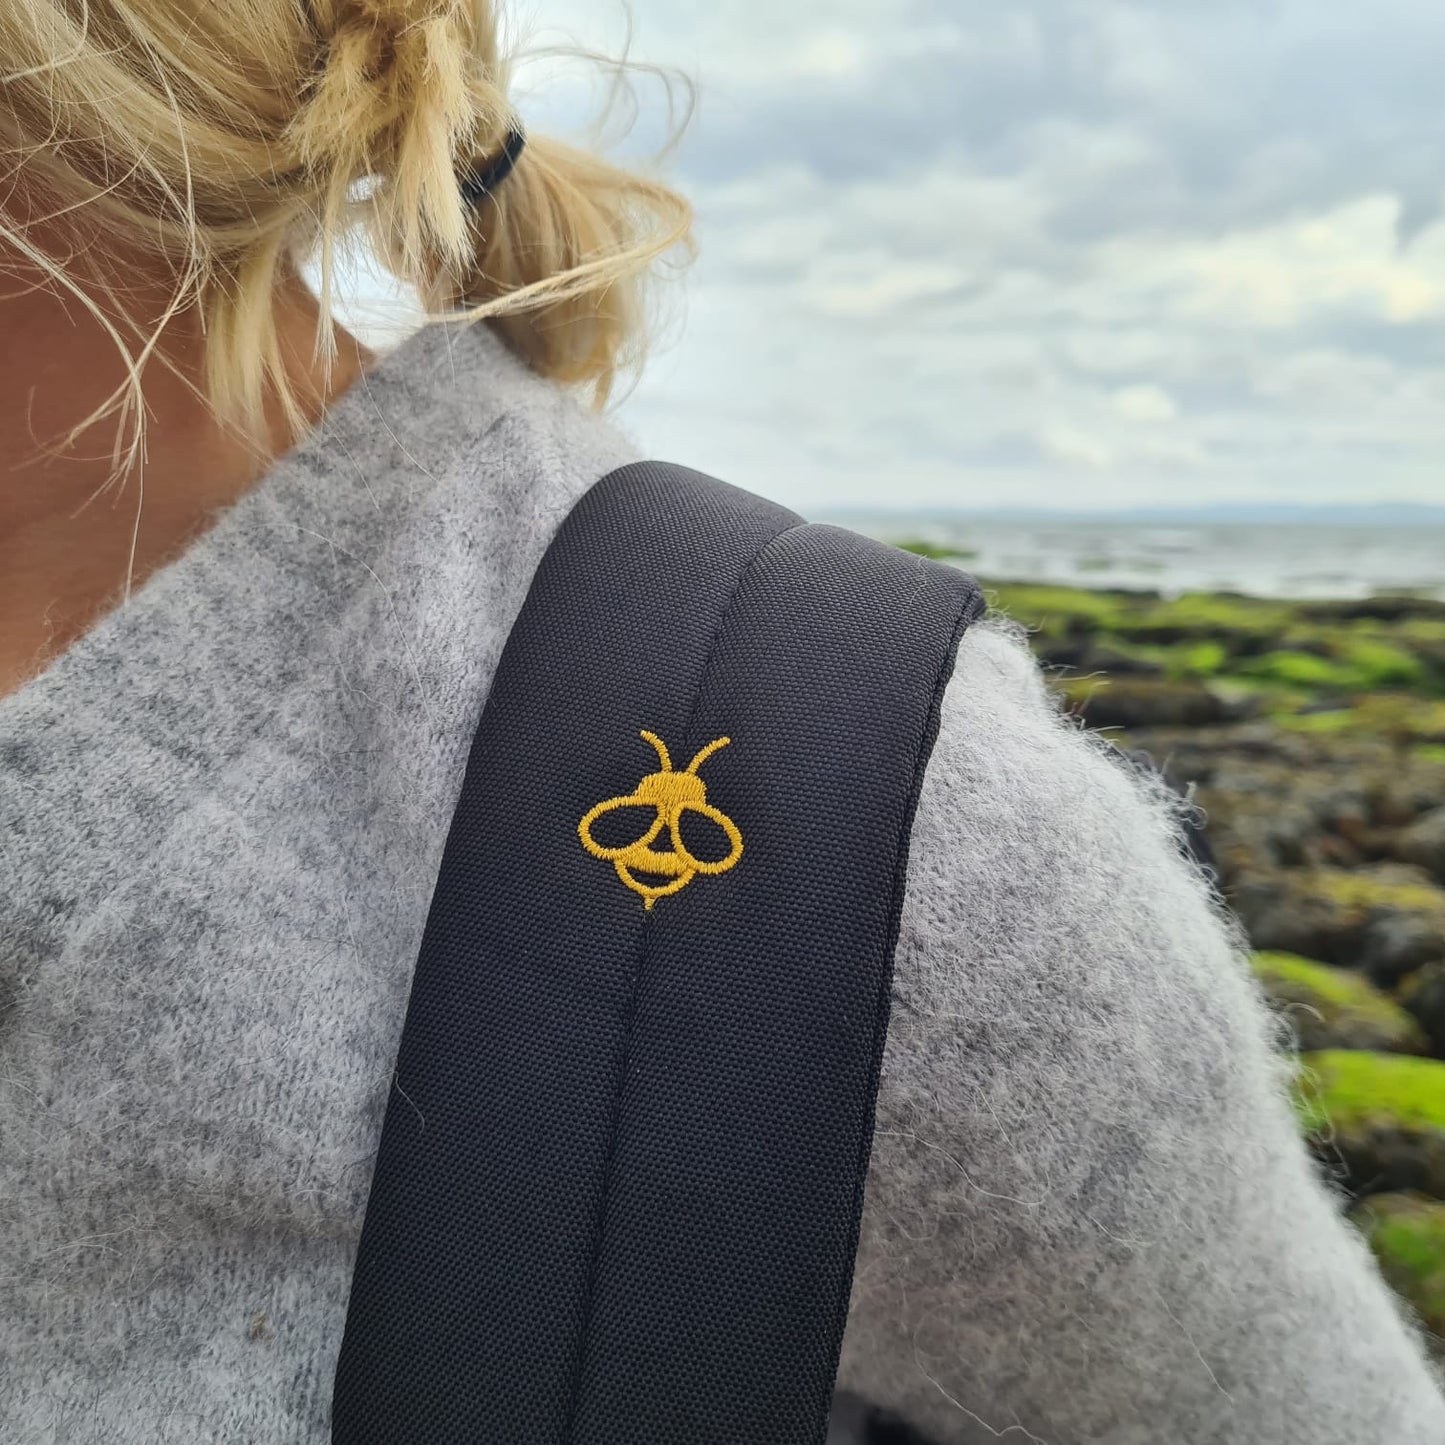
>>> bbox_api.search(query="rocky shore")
[942,565,1445,1351]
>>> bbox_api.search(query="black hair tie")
[459,125,527,207]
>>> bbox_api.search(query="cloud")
[492,0,1445,509]
[1112,385,1179,424]
[1041,424,1115,472]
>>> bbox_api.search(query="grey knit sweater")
[1,319,1442,1445]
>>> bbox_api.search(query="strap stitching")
[820,553,984,1400]
[556,516,813,1441]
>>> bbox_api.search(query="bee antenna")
[686,736,731,775]
[640,730,672,771]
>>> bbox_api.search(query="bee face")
[579,731,744,910]
[634,771,707,809]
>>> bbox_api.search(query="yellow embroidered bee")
[579,731,744,910]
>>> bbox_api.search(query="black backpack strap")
[332,461,984,1445]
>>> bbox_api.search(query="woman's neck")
[0,253,371,700]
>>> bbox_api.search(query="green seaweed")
[1170,641,1230,679]
[1116,593,1295,641]
[1255,952,1406,1016]
[966,578,1445,701]
[1350,697,1445,744]
[1315,871,1445,917]
[1243,650,1362,690]
[1253,953,1426,1051]
[1295,1051,1445,1135]
[1269,698,1445,745]
[984,583,1126,637]
[1274,709,1357,734]
[1398,618,1445,646]
[1340,640,1426,690]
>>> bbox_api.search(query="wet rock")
[1297,595,1445,624]
[1032,640,1088,672]
[1399,962,1445,1057]
[1381,778,1445,830]
[1111,598,1287,650]
[1298,1050,1445,1200]
[1061,678,1245,730]
[1252,952,1427,1053]
[1212,803,1324,873]
[1396,808,1445,885]
[1110,725,1445,882]
[1350,696,1445,749]
[1360,911,1445,986]
[1233,875,1349,962]
[1231,866,1445,983]
[1082,644,1167,678]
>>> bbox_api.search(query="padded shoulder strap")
[332,461,984,1445]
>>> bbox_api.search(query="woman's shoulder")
[888,610,1262,1101]
[257,318,646,764]
[310,320,643,576]
[843,613,1445,1440]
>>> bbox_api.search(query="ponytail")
[0,0,695,445]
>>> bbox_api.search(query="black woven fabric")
[332,462,983,1445]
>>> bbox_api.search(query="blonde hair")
[0,0,695,458]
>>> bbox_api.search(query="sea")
[833,513,1445,602]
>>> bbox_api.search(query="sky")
[400,2,1445,512]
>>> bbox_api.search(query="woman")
[1,3,1440,1442]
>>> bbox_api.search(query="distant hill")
[1106,503,1445,527]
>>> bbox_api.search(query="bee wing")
[669,801,744,876]
[580,795,665,860]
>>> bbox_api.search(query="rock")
[1082,644,1167,678]
[1032,638,1091,671]
[1296,1050,1445,1200]
[1060,678,1244,730]
[1298,595,1445,624]
[1108,724,1445,882]
[1110,593,1290,649]
[1381,777,1445,830]
[1252,952,1427,1053]
[1359,825,1409,862]
[1349,1193,1445,1349]
[1211,800,1320,873]
[1232,866,1445,984]
[1035,638,1169,678]
[1350,696,1445,749]
[1234,875,1353,962]
[1396,808,1445,885]
[1398,962,1445,1057]
[1360,911,1445,985]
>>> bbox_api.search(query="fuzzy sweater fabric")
[1,319,1443,1445]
